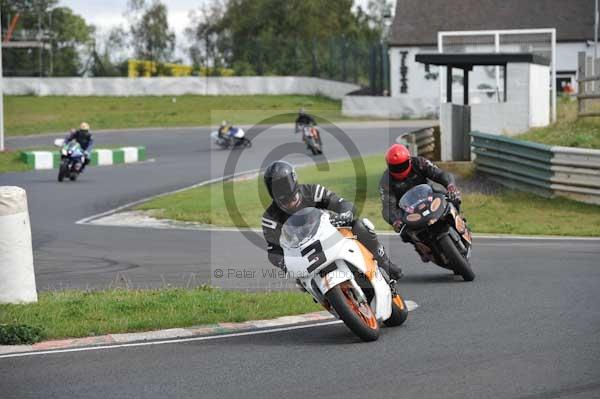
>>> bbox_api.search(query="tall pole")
[0,8,5,152]
[593,0,598,95]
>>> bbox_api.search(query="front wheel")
[325,281,380,342]
[384,294,409,327]
[57,161,68,182]
[439,234,475,281]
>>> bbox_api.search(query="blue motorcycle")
[211,127,252,149]
[58,140,86,182]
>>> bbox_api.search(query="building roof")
[389,0,594,46]
[415,53,550,68]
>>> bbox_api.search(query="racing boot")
[414,242,432,263]
[374,245,403,281]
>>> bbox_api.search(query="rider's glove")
[392,219,404,233]
[446,184,461,203]
[329,210,353,227]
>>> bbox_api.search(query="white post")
[552,29,557,123]
[438,32,444,104]
[495,32,501,101]
[0,8,5,152]
[595,0,598,68]
[0,186,38,304]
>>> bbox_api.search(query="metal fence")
[471,131,600,205]
[577,51,600,118]
[398,126,439,161]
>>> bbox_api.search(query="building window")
[400,51,408,94]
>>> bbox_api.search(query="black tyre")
[57,161,68,182]
[384,294,409,327]
[439,234,475,281]
[325,281,380,342]
[69,172,78,181]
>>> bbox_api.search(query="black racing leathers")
[379,156,456,226]
[64,129,94,152]
[262,184,353,269]
[295,114,316,129]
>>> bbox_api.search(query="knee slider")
[362,218,375,232]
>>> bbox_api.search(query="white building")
[387,0,594,118]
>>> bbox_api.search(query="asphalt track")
[1,123,600,398]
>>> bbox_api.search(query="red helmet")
[385,144,412,180]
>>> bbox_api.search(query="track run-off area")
[1,122,599,399]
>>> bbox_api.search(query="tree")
[1,0,93,76]
[128,0,175,65]
[88,26,130,76]
[185,1,226,75]
[186,0,383,81]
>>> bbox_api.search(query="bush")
[0,324,45,345]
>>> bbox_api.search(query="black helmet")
[264,161,301,212]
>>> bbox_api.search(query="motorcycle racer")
[379,144,462,262]
[64,122,94,172]
[262,160,403,281]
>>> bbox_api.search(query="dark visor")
[389,160,410,174]
[271,175,297,200]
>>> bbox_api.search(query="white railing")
[438,28,557,122]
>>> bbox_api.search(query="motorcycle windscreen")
[281,207,322,248]
[399,184,433,213]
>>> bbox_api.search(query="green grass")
[0,287,320,341]
[137,155,600,236]
[0,150,33,173]
[5,95,363,136]
[516,98,600,149]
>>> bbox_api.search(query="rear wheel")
[325,281,380,342]
[384,294,409,327]
[439,235,475,281]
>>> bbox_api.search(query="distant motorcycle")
[296,124,322,155]
[398,184,475,281]
[56,139,86,182]
[210,127,252,149]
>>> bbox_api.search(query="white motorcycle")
[210,127,252,149]
[281,207,408,341]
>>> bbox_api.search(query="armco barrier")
[398,126,439,160]
[470,131,600,205]
[21,147,147,170]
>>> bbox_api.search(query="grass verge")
[516,98,600,149]
[136,155,600,236]
[5,95,368,136]
[0,287,320,342]
[0,150,33,173]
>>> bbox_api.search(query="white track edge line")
[0,320,343,359]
